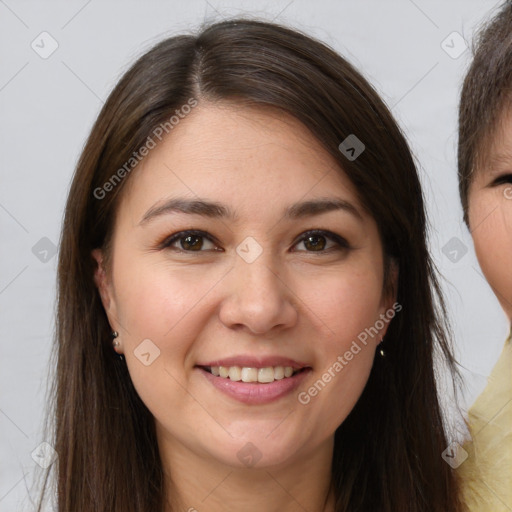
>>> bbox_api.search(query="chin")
[207,435,302,470]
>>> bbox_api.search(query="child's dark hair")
[458,1,512,224]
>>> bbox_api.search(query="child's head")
[458,2,512,319]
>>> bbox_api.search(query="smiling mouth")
[199,365,308,384]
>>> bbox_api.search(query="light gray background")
[0,1,508,510]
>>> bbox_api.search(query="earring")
[111,331,125,361]
[378,338,385,357]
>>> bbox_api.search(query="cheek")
[113,255,220,342]
[292,265,385,426]
[299,258,386,343]
[110,253,224,392]
[469,192,512,316]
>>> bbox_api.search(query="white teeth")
[258,367,274,383]
[241,367,258,383]
[207,365,299,383]
[228,366,241,381]
[274,366,285,380]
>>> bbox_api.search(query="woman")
[457,2,512,509]
[39,19,464,511]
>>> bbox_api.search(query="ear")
[91,248,119,331]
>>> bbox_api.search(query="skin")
[468,106,512,321]
[93,102,396,512]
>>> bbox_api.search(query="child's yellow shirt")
[458,333,512,511]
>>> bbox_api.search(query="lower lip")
[197,367,311,405]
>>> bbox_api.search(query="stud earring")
[111,331,124,361]
[378,337,386,358]
[112,331,119,348]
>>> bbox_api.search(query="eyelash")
[492,173,512,186]
[158,229,350,254]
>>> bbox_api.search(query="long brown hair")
[38,18,464,511]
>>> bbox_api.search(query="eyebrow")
[139,196,363,225]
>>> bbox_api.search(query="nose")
[218,251,298,335]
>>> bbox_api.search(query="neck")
[159,433,336,512]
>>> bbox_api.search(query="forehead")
[119,102,364,220]
[476,105,512,177]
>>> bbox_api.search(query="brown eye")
[293,230,349,253]
[160,230,220,252]
[303,234,327,251]
[180,234,204,251]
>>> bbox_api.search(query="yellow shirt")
[458,333,512,511]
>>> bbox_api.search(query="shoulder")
[457,337,512,511]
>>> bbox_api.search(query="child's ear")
[91,249,119,329]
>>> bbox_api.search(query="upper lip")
[196,356,310,370]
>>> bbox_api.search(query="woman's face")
[94,103,395,470]
[468,107,512,321]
